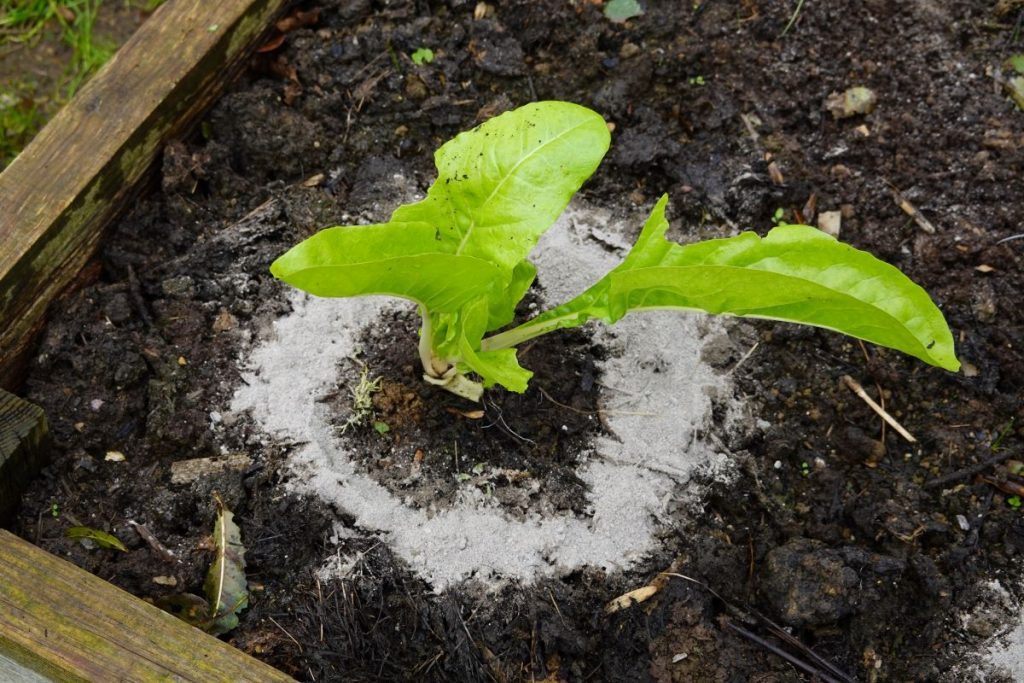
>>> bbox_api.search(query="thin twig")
[752,609,854,682]
[841,375,916,443]
[128,520,176,562]
[482,398,536,444]
[661,573,854,683]
[728,342,760,374]
[268,615,303,653]
[536,386,594,415]
[726,621,845,683]
[780,0,806,37]
[547,588,567,627]
[536,385,656,418]
[923,448,1019,490]
[886,180,938,234]
[857,341,887,443]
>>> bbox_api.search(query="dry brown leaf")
[257,32,287,53]
[275,8,321,33]
[446,407,485,419]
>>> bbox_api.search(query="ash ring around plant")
[234,202,746,586]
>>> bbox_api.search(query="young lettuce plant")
[271,101,959,401]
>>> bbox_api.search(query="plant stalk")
[418,306,440,377]
[479,312,579,352]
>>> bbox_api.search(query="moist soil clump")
[10,1,1024,681]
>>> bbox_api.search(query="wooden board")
[0,0,291,391]
[0,389,49,524]
[0,530,295,682]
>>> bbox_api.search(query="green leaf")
[488,195,959,372]
[271,221,503,312]
[391,101,610,276]
[65,526,127,552]
[604,0,644,22]
[203,496,248,636]
[451,297,533,392]
[487,259,536,330]
[411,47,434,65]
[459,342,532,392]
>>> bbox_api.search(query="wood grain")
[0,530,295,682]
[0,389,49,523]
[0,0,290,391]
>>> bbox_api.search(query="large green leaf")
[391,101,611,274]
[271,222,502,312]
[483,195,959,372]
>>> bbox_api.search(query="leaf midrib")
[454,119,592,257]
[611,264,934,349]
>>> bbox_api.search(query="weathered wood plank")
[0,0,291,391]
[0,389,49,523]
[0,530,295,682]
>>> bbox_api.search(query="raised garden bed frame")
[0,1,296,679]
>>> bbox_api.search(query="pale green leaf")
[203,496,248,636]
[448,297,533,392]
[488,195,959,372]
[605,0,644,22]
[65,526,127,552]
[271,221,502,312]
[459,342,532,392]
[488,259,537,330]
[391,101,610,274]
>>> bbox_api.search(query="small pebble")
[161,275,195,299]
[619,42,641,59]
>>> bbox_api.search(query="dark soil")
[10,1,1024,681]
[337,298,605,516]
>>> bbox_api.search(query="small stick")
[128,520,176,562]
[924,450,1018,490]
[857,341,887,443]
[726,621,845,683]
[662,573,853,682]
[268,615,303,653]
[888,184,937,234]
[728,342,759,374]
[841,375,916,443]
